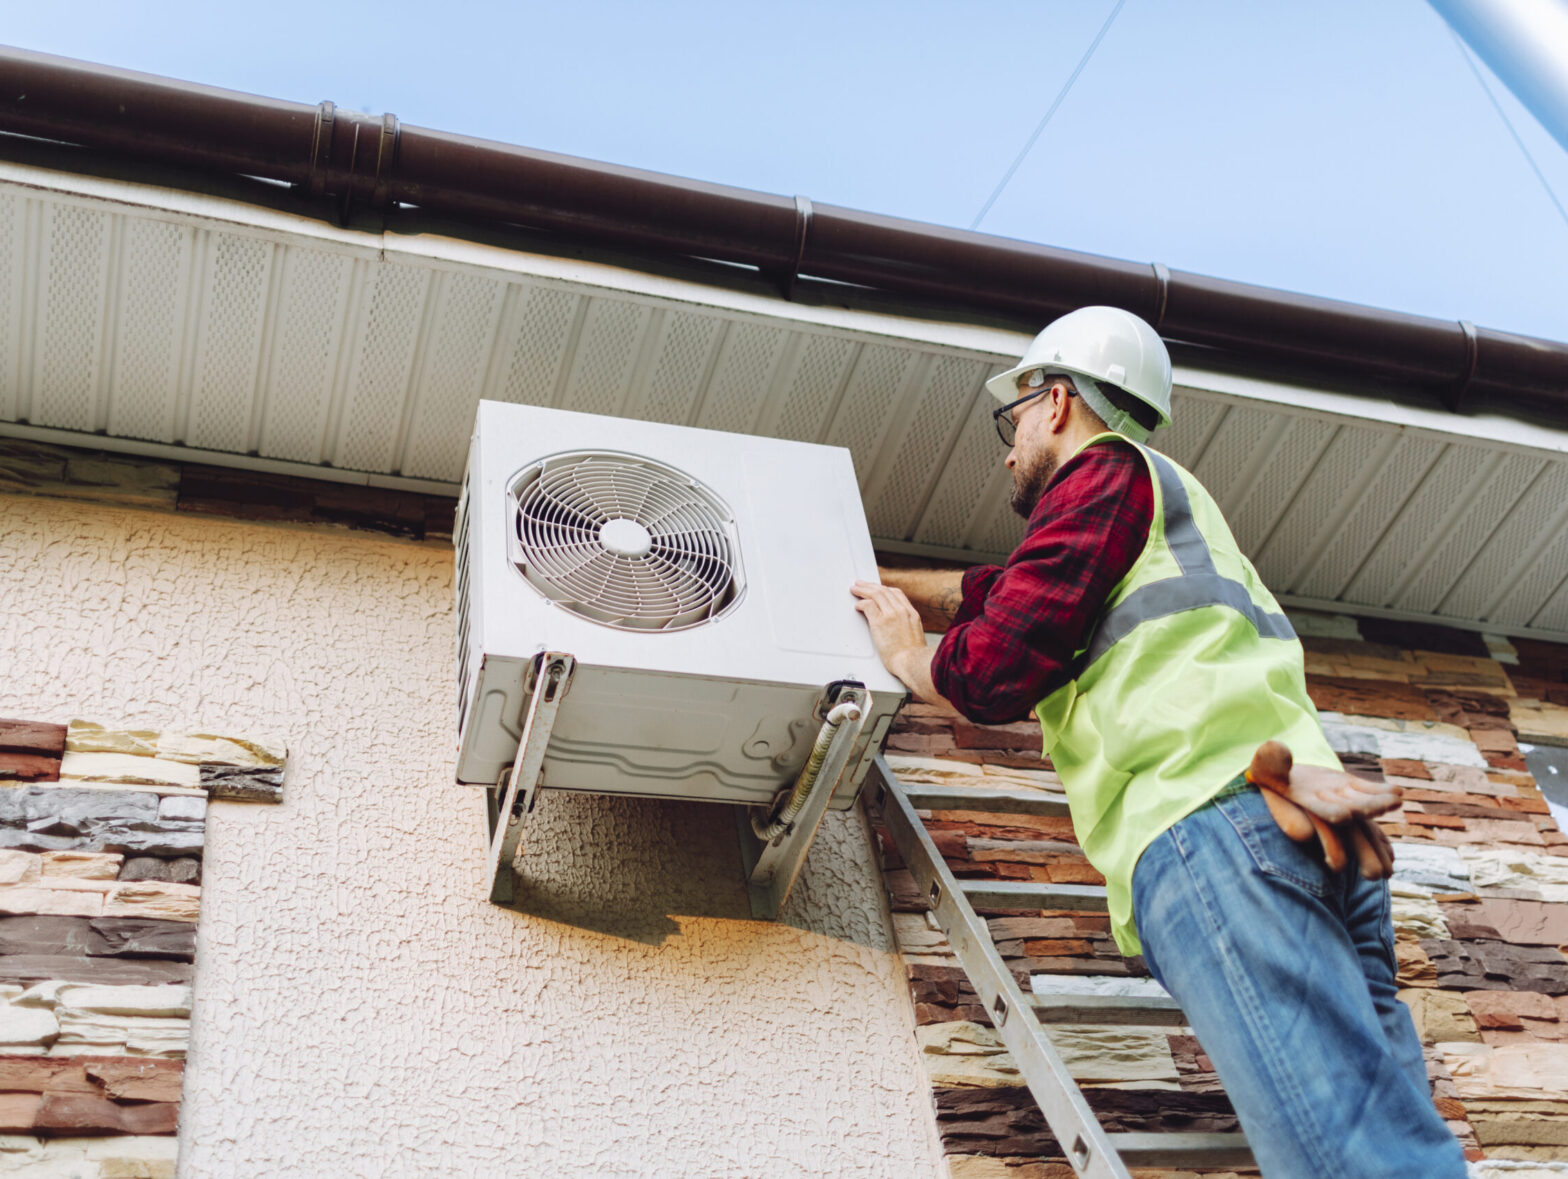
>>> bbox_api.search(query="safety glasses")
[992,376,1073,447]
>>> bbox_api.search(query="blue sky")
[9,0,1568,342]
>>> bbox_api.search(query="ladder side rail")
[868,757,1133,1179]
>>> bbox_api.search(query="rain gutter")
[0,46,1563,419]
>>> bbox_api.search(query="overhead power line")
[1447,26,1568,234]
[969,0,1129,231]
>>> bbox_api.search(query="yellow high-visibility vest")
[1035,433,1340,955]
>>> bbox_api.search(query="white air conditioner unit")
[456,401,906,916]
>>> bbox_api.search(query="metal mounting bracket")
[738,685,871,919]
[484,651,574,906]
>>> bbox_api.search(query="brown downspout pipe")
[0,46,1563,416]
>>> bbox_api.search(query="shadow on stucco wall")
[492,790,893,952]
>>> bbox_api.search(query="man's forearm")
[877,567,966,631]
[850,576,961,715]
[886,644,959,713]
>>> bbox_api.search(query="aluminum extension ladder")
[866,756,1255,1179]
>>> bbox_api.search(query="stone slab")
[0,853,40,886]
[1464,1099,1568,1148]
[1441,1041,1568,1101]
[952,720,1044,753]
[1430,763,1499,792]
[0,915,194,962]
[1473,899,1568,947]
[944,1158,1075,1179]
[0,956,192,987]
[1400,988,1480,1043]
[1467,989,1561,1029]
[0,1093,42,1132]
[1391,886,1451,939]
[34,1092,178,1134]
[918,1020,1179,1088]
[84,1057,183,1103]
[1321,720,1489,768]
[0,1134,179,1179]
[0,915,96,957]
[1307,676,1437,721]
[56,753,200,790]
[932,1083,1237,1158]
[988,918,1079,941]
[117,857,200,885]
[881,756,987,785]
[66,720,284,768]
[1392,841,1473,895]
[198,763,283,803]
[0,1007,58,1049]
[0,1056,99,1094]
[1463,849,1568,903]
[155,796,204,823]
[1422,938,1568,994]
[1512,698,1568,747]
[40,853,121,881]
[88,917,196,962]
[102,883,199,924]
[1,785,156,827]
[55,985,190,1019]
[0,886,103,919]
[0,824,203,858]
[0,1055,183,1104]
[0,755,60,783]
[0,722,66,757]
[53,1008,189,1058]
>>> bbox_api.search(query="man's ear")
[1048,382,1074,434]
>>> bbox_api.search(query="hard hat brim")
[984,363,1173,431]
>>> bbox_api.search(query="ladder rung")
[901,784,1070,817]
[1109,1131,1253,1168]
[958,879,1107,910]
[1029,993,1187,1026]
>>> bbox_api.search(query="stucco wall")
[0,493,946,1179]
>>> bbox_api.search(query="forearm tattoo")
[933,586,963,625]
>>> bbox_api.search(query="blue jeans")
[1131,783,1467,1179]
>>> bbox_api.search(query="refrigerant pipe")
[751,699,864,841]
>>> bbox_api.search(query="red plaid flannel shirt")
[930,440,1154,724]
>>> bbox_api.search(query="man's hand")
[851,580,927,673]
[850,580,955,709]
[1245,741,1399,880]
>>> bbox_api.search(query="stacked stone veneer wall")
[872,615,1568,1179]
[0,717,283,1178]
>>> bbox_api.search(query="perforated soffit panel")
[0,163,1566,641]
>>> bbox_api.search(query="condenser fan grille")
[508,451,743,631]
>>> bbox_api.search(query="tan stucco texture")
[0,494,944,1179]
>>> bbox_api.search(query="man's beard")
[1008,448,1059,519]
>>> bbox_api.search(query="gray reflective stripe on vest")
[1080,449,1296,669]
[1152,449,1214,577]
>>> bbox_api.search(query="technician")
[850,306,1467,1178]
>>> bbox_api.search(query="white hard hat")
[986,306,1173,440]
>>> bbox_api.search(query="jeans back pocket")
[1214,787,1337,898]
